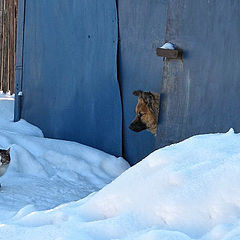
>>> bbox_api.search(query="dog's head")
[129,90,160,135]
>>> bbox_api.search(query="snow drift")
[0,93,129,222]
[2,129,240,240]
[1,92,240,240]
[78,128,240,240]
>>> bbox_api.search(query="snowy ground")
[0,93,129,235]
[1,92,240,239]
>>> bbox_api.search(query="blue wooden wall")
[158,0,240,147]
[16,0,122,156]
[117,0,168,164]
[15,0,240,165]
[118,0,240,164]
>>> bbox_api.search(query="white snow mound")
[0,93,129,225]
[2,126,240,239]
[1,93,240,240]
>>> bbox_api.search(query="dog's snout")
[129,123,136,131]
[129,118,147,132]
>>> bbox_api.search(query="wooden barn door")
[15,0,122,156]
[16,0,240,165]
[158,0,240,146]
[117,0,168,165]
[0,0,17,94]
[119,0,240,165]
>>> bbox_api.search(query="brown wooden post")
[0,0,3,91]
[9,0,15,94]
[2,0,9,93]
[14,0,18,94]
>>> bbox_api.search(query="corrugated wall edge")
[14,0,25,121]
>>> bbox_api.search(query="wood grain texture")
[0,0,16,93]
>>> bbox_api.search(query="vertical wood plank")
[14,0,18,94]
[2,0,9,93]
[0,0,3,91]
[9,0,15,94]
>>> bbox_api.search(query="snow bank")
[0,93,129,222]
[0,93,43,137]
[77,128,240,240]
[1,92,240,240]
[2,127,240,239]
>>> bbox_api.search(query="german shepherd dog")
[129,90,160,135]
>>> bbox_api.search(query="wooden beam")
[156,48,183,60]
[0,0,3,91]
[9,0,15,94]
[2,0,9,93]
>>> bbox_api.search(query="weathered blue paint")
[16,0,240,165]
[118,0,240,165]
[14,0,25,122]
[19,0,122,156]
[158,0,240,147]
[118,0,168,164]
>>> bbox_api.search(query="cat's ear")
[6,148,10,154]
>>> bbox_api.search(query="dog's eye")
[138,112,144,118]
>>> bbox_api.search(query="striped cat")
[0,148,11,187]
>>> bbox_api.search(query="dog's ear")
[142,92,155,111]
[133,90,156,112]
[133,90,143,97]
